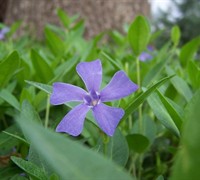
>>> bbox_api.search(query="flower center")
[83,90,100,107]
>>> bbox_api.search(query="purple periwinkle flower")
[0,27,10,40]
[139,52,153,62]
[139,45,154,62]
[50,60,138,136]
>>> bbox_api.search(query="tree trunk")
[4,0,150,38]
[0,0,9,22]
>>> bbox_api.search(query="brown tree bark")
[0,0,9,22]
[4,0,150,38]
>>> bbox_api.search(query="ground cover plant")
[0,9,200,180]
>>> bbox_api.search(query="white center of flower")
[83,90,100,107]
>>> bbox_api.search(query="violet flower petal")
[92,103,124,136]
[0,33,4,40]
[50,82,87,105]
[139,52,153,62]
[56,104,90,136]
[100,71,138,102]
[76,59,102,92]
[1,27,10,34]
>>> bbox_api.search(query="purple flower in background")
[0,27,10,40]
[139,45,154,62]
[50,60,138,136]
[139,52,153,62]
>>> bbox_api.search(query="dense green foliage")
[0,9,200,180]
[153,0,200,45]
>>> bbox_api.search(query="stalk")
[136,56,143,133]
[44,95,50,128]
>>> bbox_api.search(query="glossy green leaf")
[25,80,52,94]
[57,8,70,28]
[3,131,29,145]
[16,102,133,180]
[45,28,65,57]
[187,60,200,89]
[0,89,20,110]
[122,76,174,121]
[171,90,200,180]
[179,36,200,67]
[132,115,156,144]
[49,173,60,180]
[171,25,181,46]
[98,129,129,167]
[11,156,48,180]
[147,92,180,137]
[166,66,193,102]
[7,21,22,37]
[142,42,171,86]
[100,51,123,70]
[156,175,164,180]
[156,90,183,131]
[31,49,54,83]
[0,51,20,88]
[0,125,20,152]
[126,134,149,153]
[53,56,79,82]
[128,16,151,56]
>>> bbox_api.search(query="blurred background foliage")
[153,0,200,46]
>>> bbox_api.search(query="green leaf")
[7,21,22,37]
[0,125,20,150]
[132,115,156,144]
[142,42,171,86]
[53,56,79,82]
[166,66,193,102]
[28,144,53,177]
[156,175,164,180]
[171,25,181,46]
[147,92,180,137]
[0,89,20,110]
[49,173,60,180]
[98,129,129,167]
[18,101,42,143]
[16,102,133,180]
[122,75,174,121]
[126,134,149,153]
[100,51,123,70]
[25,80,52,94]
[57,8,70,28]
[156,90,183,131]
[171,90,200,180]
[31,49,54,83]
[179,36,200,67]
[187,60,200,89]
[45,27,65,57]
[128,16,151,56]
[11,156,48,180]
[2,131,29,145]
[0,51,20,88]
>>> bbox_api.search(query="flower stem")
[136,57,143,133]
[136,56,144,179]
[129,154,137,178]
[103,133,109,156]
[138,155,143,180]
[45,95,50,128]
